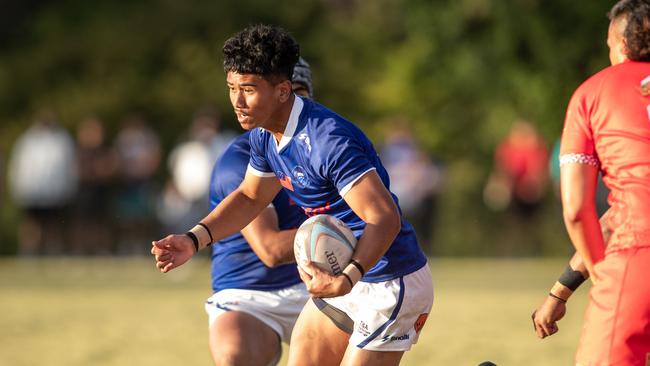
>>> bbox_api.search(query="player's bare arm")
[532,206,614,338]
[560,162,604,278]
[299,170,401,298]
[241,207,298,267]
[343,171,401,272]
[532,252,585,339]
[152,172,282,273]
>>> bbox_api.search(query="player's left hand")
[297,260,352,298]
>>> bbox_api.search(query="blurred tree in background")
[0,0,614,256]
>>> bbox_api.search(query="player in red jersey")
[534,1,650,364]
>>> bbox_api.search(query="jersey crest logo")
[297,133,311,152]
[291,166,309,188]
[277,171,294,191]
[641,75,650,96]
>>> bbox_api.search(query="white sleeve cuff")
[339,168,377,197]
[559,153,599,168]
[246,164,276,177]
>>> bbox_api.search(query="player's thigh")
[340,346,404,366]
[620,248,650,355]
[287,299,350,366]
[577,248,650,365]
[209,311,280,366]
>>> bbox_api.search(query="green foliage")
[0,0,616,255]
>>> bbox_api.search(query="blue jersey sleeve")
[321,120,377,196]
[248,128,274,176]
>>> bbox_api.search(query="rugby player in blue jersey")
[154,59,313,366]
[152,25,433,366]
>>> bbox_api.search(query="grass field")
[0,257,589,365]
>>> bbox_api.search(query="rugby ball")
[294,214,357,275]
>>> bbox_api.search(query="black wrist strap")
[349,259,365,276]
[198,222,214,244]
[185,232,199,253]
[549,292,567,303]
[558,265,586,291]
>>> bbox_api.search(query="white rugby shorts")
[204,282,309,343]
[323,263,434,351]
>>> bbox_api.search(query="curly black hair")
[609,0,650,61]
[222,24,300,81]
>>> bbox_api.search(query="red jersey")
[561,61,650,254]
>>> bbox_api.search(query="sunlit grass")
[0,257,588,365]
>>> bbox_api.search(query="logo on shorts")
[381,334,410,343]
[215,300,240,311]
[414,313,429,334]
[357,321,371,336]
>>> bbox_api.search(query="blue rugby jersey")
[247,97,427,282]
[209,132,306,292]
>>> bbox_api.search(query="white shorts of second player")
[323,263,434,351]
[204,282,310,343]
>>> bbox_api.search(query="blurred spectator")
[70,117,117,255]
[484,120,549,254]
[7,112,78,255]
[113,115,161,255]
[157,107,234,234]
[380,120,443,252]
[484,120,549,216]
[195,106,237,162]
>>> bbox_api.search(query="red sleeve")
[560,86,596,157]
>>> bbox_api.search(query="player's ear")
[277,79,293,102]
[620,38,630,61]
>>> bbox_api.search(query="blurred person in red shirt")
[485,120,549,216]
[484,119,549,254]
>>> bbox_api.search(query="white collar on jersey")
[276,95,304,152]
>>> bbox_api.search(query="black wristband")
[549,292,567,303]
[341,273,354,288]
[349,259,365,276]
[185,232,199,253]
[558,265,586,291]
[198,222,214,245]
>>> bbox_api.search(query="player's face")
[607,17,628,65]
[226,71,291,130]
